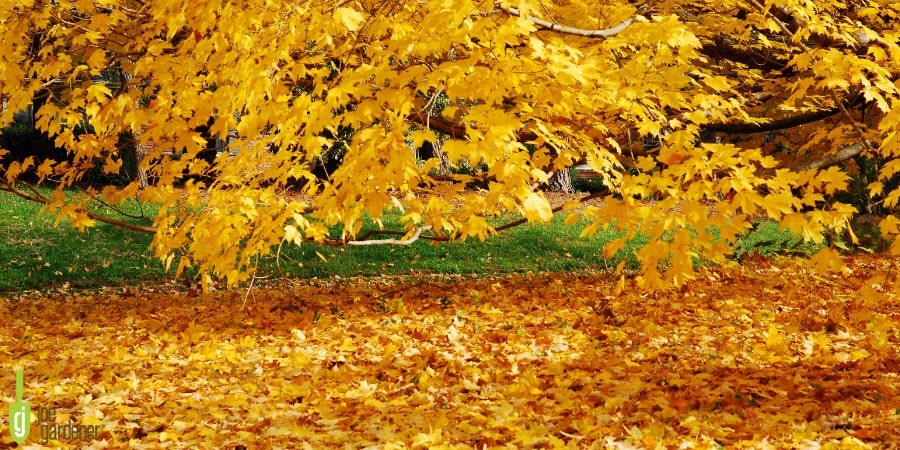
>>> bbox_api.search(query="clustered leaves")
[1,0,899,287]
[1,258,898,447]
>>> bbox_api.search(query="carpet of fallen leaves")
[1,256,899,449]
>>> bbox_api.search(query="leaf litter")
[1,255,898,449]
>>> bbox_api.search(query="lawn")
[0,186,632,292]
[0,189,162,292]
[1,185,878,292]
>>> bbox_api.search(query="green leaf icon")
[8,370,31,444]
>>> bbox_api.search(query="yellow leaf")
[36,159,55,180]
[103,157,122,175]
[702,75,732,92]
[809,248,848,274]
[86,83,113,102]
[635,156,656,172]
[284,225,302,245]
[5,157,33,182]
[818,166,851,195]
[879,216,899,235]
[334,7,365,32]
[522,192,553,222]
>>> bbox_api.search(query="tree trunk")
[418,140,452,175]
[124,129,151,188]
[547,169,574,193]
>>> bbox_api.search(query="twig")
[76,185,150,220]
[350,228,449,243]
[242,274,268,310]
[831,91,876,154]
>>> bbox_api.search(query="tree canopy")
[1,0,899,288]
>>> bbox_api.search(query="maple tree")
[1,0,899,287]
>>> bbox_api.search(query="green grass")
[0,187,162,292]
[2,185,875,293]
[261,215,631,279]
[732,221,822,259]
[0,187,634,292]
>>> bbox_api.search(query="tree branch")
[329,190,609,246]
[789,141,867,172]
[408,89,860,152]
[0,181,157,234]
[747,0,810,52]
[699,40,790,73]
[346,226,433,245]
[702,106,840,134]
[348,226,451,243]
[498,3,635,38]
[406,111,468,139]
[77,184,151,221]
[406,110,539,142]
[832,91,877,155]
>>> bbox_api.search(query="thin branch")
[348,229,443,242]
[407,92,858,151]
[407,111,468,139]
[494,190,607,232]
[537,0,558,23]
[777,92,877,173]
[747,0,810,51]
[1,181,157,233]
[23,182,50,202]
[699,40,790,73]
[332,190,609,245]
[499,3,635,38]
[77,185,150,220]
[831,91,876,154]
[347,226,433,246]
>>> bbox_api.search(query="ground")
[1,255,898,449]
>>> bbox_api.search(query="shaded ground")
[1,256,898,448]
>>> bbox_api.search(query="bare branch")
[776,93,876,172]
[346,228,448,243]
[347,226,433,246]
[789,141,867,173]
[831,91,877,154]
[331,190,609,246]
[494,190,607,232]
[499,3,635,38]
[77,185,151,221]
[407,111,469,139]
[699,40,790,73]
